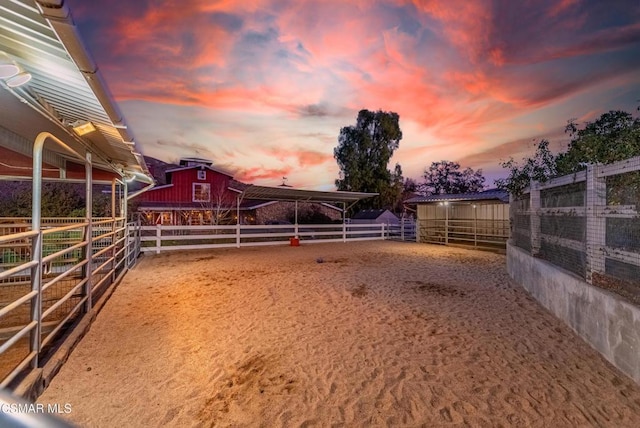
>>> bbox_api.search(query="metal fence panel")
[511,156,640,305]
[0,217,141,388]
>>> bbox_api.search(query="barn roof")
[405,188,509,204]
[0,0,152,183]
[351,209,391,220]
[164,164,235,178]
[240,185,377,205]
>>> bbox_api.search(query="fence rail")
[386,219,416,242]
[511,156,640,305]
[418,218,509,248]
[139,223,391,253]
[0,217,141,389]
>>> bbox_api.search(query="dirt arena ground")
[38,241,640,427]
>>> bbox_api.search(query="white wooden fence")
[140,223,390,253]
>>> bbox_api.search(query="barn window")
[193,183,211,202]
[197,170,206,180]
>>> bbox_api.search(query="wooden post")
[156,225,161,254]
[585,165,606,283]
[509,192,514,245]
[294,200,299,238]
[401,216,405,241]
[236,196,241,248]
[530,181,541,256]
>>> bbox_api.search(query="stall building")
[405,189,510,250]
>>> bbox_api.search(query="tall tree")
[496,109,640,196]
[495,140,557,196]
[556,110,640,175]
[382,163,405,213]
[334,109,403,210]
[403,177,418,195]
[0,182,85,217]
[420,161,485,195]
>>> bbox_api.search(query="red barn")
[136,158,342,225]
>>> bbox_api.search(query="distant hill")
[144,156,178,186]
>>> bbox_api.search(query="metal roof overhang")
[240,185,377,205]
[0,0,153,184]
[404,189,509,204]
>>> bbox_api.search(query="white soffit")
[0,0,153,183]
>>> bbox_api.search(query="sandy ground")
[38,241,640,427]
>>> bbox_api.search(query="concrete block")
[507,242,640,385]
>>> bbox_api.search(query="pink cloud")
[408,0,494,63]
[66,0,640,188]
[257,148,334,170]
[234,166,292,183]
[548,0,581,18]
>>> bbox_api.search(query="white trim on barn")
[165,164,235,177]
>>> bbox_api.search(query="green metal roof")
[241,185,377,204]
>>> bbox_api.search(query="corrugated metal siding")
[416,202,510,246]
[417,202,509,221]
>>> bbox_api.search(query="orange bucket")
[290,237,300,246]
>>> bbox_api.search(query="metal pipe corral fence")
[0,217,142,394]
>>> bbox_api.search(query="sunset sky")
[66,0,640,190]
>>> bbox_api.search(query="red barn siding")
[138,168,235,204]
[66,161,119,181]
[0,147,59,178]
[0,147,118,181]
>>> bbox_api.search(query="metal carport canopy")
[240,185,377,205]
[0,0,153,184]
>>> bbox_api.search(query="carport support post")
[111,179,117,283]
[124,180,129,268]
[30,136,45,368]
[342,203,347,242]
[444,203,449,244]
[294,201,299,237]
[83,152,93,312]
[473,205,478,247]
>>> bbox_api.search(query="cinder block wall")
[507,242,640,385]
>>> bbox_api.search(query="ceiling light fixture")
[71,120,97,136]
[5,71,32,87]
[0,63,19,79]
[0,52,19,79]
